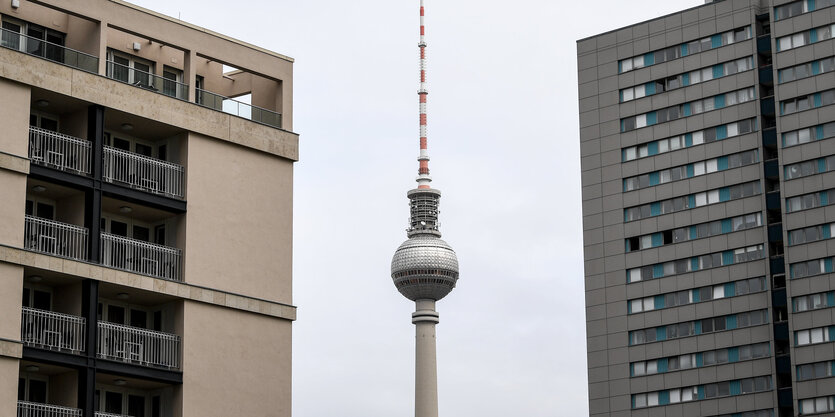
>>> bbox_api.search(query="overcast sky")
[128,0,700,415]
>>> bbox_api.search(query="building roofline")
[111,0,295,63]
[576,0,727,43]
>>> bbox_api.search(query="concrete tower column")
[412,299,440,417]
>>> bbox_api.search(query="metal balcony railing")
[29,126,92,175]
[106,60,188,100]
[196,88,282,128]
[95,413,133,417]
[100,232,181,281]
[17,401,82,417]
[0,27,98,73]
[21,307,86,354]
[97,321,181,369]
[102,145,184,198]
[24,215,89,261]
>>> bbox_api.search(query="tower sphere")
[391,235,459,301]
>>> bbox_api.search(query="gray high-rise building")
[578,1,835,416]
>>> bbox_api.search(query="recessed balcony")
[17,401,81,417]
[102,145,184,199]
[21,307,86,354]
[97,321,180,369]
[100,233,181,282]
[24,215,89,262]
[106,60,188,100]
[29,127,92,175]
[0,26,98,73]
[197,88,282,128]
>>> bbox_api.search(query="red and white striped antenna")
[417,0,431,189]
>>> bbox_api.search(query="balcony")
[97,321,180,369]
[102,145,184,198]
[100,233,181,281]
[21,307,86,354]
[197,88,282,128]
[29,127,92,175]
[24,215,89,261]
[0,28,98,73]
[106,60,188,100]
[17,401,81,417]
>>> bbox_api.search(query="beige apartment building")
[0,1,298,416]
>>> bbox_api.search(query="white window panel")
[631,299,643,313]
[633,362,646,376]
[728,123,739,137]
[692,131,704,145]
[641,235,652,249]
[625,147,637,161]
[707,189,720,203]
[714,285,725,299]
[647,392,659,406]
[646,361,658,374]
[643,297,654,311]
[694,162,706,176]
[792,33,805,48]
[634,393,647,408]
[622,59,633,72]
[691,70,701,84]
[811,328,824,344]
[695,193,707,206]
[634,55,644,68]
[623,88,634,101]
[629,268,642,282]
[707,159,718,173]
[670,137,682,150]
[798,330,810,345]
[635,84,646,98]
[636,114,648,128]
[670,389,681,403]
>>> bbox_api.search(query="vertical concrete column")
[184,50,197,103]
[412,299,439,417]
[96,21,108,76]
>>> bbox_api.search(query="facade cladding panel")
[0,0,297,416]
[579,0,835,416]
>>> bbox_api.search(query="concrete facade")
[579,1,835,416]
[0,1,296,416]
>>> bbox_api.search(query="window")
[800,396,835,414]
[162,66,184,99]
[621,88,755,132]
[107,50,156,89]
[796,326,833,346]
[0,17,65,63]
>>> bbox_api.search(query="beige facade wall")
[0,263,22,341]
[181,301,291,417]
[183,133,293,304]
[0,357,19,417]
[0,79,31,157]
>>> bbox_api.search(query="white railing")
[98,321,180,369]
[24,215,89,261]
[21,307,86,354]
[102,145,184,198]
[95,413,133,417]
[100,233,181,281]
[17,401,82,417]
[29,127,92,174]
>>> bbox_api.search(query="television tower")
[390,1,460,417]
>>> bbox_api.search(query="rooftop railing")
[106,60,188,100]
[100,232,181,281]
[103,145,184,198]
[29,126,92,175]
[0,27,98,73]
[21,307,86,354]
[196,88,282,128]
[17,401,82,417]
[97,321,181,369]
[24,215,89,261]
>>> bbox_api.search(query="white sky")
[127,0,702,415]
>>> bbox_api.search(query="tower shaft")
[413,299,439,417]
